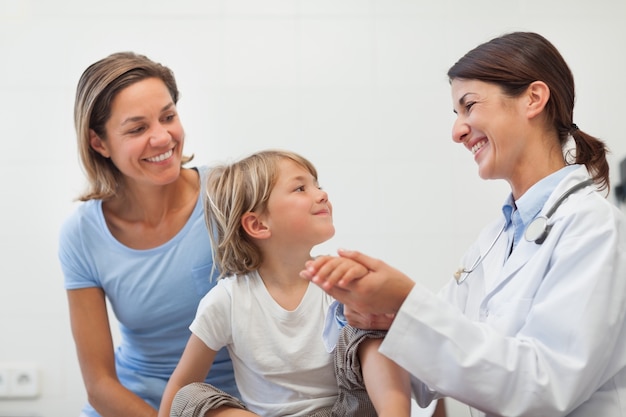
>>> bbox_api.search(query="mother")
[59,52,237,417]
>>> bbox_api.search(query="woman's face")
[90,77,185,188]
[450,79,529,184]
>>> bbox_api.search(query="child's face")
[263,159,335,247]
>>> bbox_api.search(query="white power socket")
[0,367,10,396]
[0,362,39,398]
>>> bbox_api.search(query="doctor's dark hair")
[204,150,319,277]
[447,31,609,192]
[73,51,193,201]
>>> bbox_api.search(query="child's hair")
[205,149,319,277]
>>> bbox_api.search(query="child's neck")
[257,253,313,311]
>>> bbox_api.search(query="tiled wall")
[1,1,625,416]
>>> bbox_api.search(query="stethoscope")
[453,178,594,284]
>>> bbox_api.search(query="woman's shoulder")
[59,200,103,238]
[58,200,109,277]
[194,165,209,172]
[557,167,619,216]
[190,165,209,178]
[551,171,626,244]
[186,165,209,193]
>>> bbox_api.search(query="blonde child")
[158,150,410,417]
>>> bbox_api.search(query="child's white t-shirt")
[191,271,338,417]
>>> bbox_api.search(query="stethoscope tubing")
[454,224,505,284]
[453,178,594,285]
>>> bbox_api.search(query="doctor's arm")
[382,214,626,416]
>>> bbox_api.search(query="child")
[158,150,411,417]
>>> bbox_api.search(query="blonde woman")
[59,52,237,417]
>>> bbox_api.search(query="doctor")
[300,32,626,417]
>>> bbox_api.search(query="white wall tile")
[1,2,625,416]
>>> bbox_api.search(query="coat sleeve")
[380,198,626,416]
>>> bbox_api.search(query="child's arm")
[158,334,218,417]
[359,338,411,417]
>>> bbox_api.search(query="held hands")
[344,305,396,330]
[300,249,415,318]
[307,253,370,290]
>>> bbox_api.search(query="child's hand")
[302,254,368,291]
[302,249,415,315]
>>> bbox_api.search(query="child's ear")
[241,212,270,240]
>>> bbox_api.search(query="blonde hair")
[205,150,318,277]
[73,52,193,201]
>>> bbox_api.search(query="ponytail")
[566,125,610,194]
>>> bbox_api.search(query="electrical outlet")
[10,365,39,397]
[0,362,40,399]
[0,367,10,396]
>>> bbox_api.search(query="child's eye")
[295,185,305,192]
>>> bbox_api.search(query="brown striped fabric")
[170,326,386,417]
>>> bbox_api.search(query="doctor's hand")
[344,305,395,330]
[300,249,415,315]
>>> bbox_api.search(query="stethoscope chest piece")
[524,178,594,245]
[453,178,594,284]
[524,216,550,244]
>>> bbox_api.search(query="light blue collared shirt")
[502,164,580,252]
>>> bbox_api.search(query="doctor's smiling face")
[451,78,531,185]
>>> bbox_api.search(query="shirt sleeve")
[322,300,344,353]
[58,208,100,290]
[190,279,234,352]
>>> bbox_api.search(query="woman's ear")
[241,212,270,240]
[525,80,550,120]
[89,129,111,158]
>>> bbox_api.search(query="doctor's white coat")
[380,166,626,417]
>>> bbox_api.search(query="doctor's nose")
[452,118,470,143]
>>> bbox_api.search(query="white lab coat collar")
[483,166,594,296]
